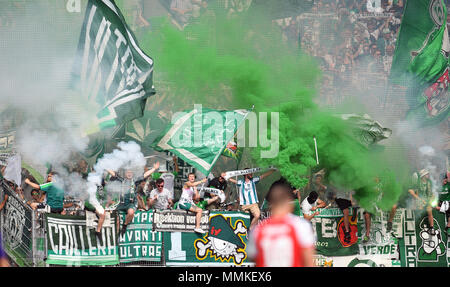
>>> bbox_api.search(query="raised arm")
[173,156,179,173]
[185,177,208,188]
[228,177,238,184]
[143,162,160,179]
[24,178,41,190]
[106,169,117,177]
[260,168,276,180]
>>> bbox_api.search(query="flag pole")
[314,136,319,165]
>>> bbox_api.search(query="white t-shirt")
[179,186,195,206]
[301,198,317,215]
[160,173,175,198]
[149,188,173,210]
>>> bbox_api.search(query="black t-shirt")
[208,177,227,192]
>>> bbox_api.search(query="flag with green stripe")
[72,0,155,133]
[153,107,249,176]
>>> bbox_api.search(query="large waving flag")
[391,0,449,126]
[153,107,250,176]
[72,0,155,133]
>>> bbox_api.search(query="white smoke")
[87,141,147,200]
[418,145,442,196]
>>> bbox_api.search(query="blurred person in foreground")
[0,233,9,267]
[247,180,315,267]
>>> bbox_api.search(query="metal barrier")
[0,181,47,266]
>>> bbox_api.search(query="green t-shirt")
[439,183,450,202]
[415,179,433,200]
[196,200,208,209]
[40,182,65,209]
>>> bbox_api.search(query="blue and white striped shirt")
[237,177,260,205]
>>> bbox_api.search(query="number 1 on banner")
[168,232,186,261]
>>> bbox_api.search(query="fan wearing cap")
[408,169,436,235]
[301,191,326,221]
[247,180,315,267]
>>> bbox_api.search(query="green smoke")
[139,9,410,211]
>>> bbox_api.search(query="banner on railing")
[45,213,119,266]
[118,210,162,263]
[164,211,252,266]
[0,185,33,266]
[153,209,209,233]
[398,209,449,267]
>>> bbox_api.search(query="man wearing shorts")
[334,187,354,244]
[228,167,276,231]
[177,172,208,234]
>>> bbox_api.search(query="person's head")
[219,172,226,182]
[314,174,323,184]
[419,169,430,181]
[156,178,165,191]
[31,189,40,200]
[371,44,377,52]
[307,191,319,204]
[363,44,370,53]
[266,180,296,214]
[374,49,381,58]
[386,45,394,56]
[442,173,448,185]
[125,169,134,180]
[188,172,196,182]
[244,168,253,180]
[47,171,58,182]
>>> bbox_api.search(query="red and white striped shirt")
[247,214,315,267]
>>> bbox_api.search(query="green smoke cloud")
[139,8,411,211]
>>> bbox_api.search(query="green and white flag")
[153,107,249,176]
[391,0,450,126]
[72,0,155,133]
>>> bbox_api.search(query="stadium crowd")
[0,0,450,267]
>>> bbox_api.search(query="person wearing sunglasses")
[148,178,174,210]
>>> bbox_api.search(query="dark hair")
[31,189,39,195]
[188,172,195,177]
[156,178,164,185]
[307,191,319,204]
[266,179,295,206]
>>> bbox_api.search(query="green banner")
[153,107,249,176]
[164,211,252,266]
[1,185,33,266]
[118,210,162,262]
[310,208,360,256]
[398,209,449,267]
[45,213,119,266]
